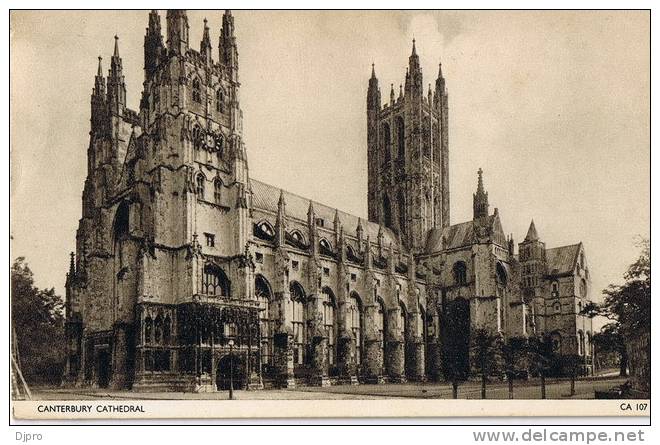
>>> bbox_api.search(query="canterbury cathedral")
[63,10,594,391]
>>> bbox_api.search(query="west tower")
[367,41,449,252]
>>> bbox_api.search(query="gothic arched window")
[202,264,230,297]
[383,193,392,229]
[398,302,407,339]
[214,179,222,204]
[496,263,508,287]
[216,88,225,112]
[289,281,306,366]
[192,78,201,103]
[154,314,163,344]
[321,287,337,366]
[346,244,359,263]
[578,330,585,356]
[163,315,172,344]
[396,116,405,161]
[347,293,363,365]
[381,123,391,164]
[319,238,334,257]
[192,126,203,150]
[398,190,406,234]
[254,221,275,241]
[256,275,273,367]
[453,261,467,286]
[195,174,205,198]
[290,230,306,247]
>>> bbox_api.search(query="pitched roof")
[250,178,402,249]
[546,243,581,276]
[425,213,506,253]
[525,220,539,241]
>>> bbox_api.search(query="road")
[29,376,628,400]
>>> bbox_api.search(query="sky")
[10,11,649,317]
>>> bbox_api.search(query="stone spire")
[144,10,164,80]
[525,220,539,242]
[219,10,238,70]
[93,56,105,96]
[69,252,76,276]
[307,200,318,256]
[107,35,126,115]
[407,39,422,91]
[356,217,364,247]
[200,18,212,64]
[435,62,447,98]
[367,63,380,111]
[148,9,161,34]
[275,189,286,246]
[473,168,489,219]
[166,10,189,56]
[113,34,119,58]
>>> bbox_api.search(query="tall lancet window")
[321,287,337,366]
[216,89,224,112]
[192,78,201,103]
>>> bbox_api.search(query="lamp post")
[228,339,235,400]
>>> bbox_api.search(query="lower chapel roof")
[546,244,582,276]
[424,216,499,253]
[249,178,582,267]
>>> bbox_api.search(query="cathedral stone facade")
[63,10,594,391]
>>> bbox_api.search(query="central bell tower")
[366,40,450,252]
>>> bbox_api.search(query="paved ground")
[30,376,627,401]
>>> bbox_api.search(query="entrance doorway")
[216,353,246,390]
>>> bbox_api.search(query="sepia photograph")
[8,8,650,422]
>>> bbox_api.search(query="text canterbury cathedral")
[63,10,594,391]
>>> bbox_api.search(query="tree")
[581,238,650,378]
[502,336,528,399]
[470,328,503,399]
[591,323,628,377]
[562,354,582,396]
[527,335,554,399]
[11,257,66,384]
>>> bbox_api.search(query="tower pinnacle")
[166,10,189,55]
[367,62,380,110]
[525,220,539,242]
[93,56,105,96]
[107,35,126,115]
[473,168,489,219]
[144,10,163,80]
[200,17,212,63]
[408,38,421,79]
[219,9,238,70]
